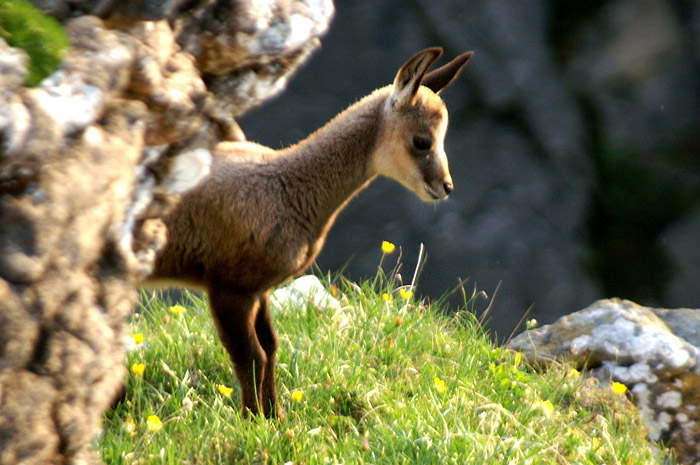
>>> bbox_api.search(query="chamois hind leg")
[208,286,267,417]
[255,292,282,419]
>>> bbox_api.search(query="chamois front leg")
[208,285,267,417]
[255,292,283,419]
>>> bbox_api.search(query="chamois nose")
[443,180,453,195]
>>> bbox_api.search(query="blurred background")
[239,0,700,339]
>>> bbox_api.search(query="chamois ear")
[422,51,473,95]
[391,47,443,108]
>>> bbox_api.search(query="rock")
[662,206,700,309]
[507,299,698,375]
[271,275,350,333]
[652,307,700,351]
[508,298,700,464]
[416,0,591,168]
[565,0,698,151]
[0,39,27,91]
[271,275,342,313]
[0,1,332,464]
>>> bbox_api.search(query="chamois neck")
[278,88,390,232]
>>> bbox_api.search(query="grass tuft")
[0,0,69,86]
[102,265,674,464]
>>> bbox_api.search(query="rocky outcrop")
[0,1,332,464]
[507,299,700,465]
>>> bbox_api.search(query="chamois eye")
[412,135,432,152]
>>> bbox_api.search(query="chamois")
[147,48,473,418]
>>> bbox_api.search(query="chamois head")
[371,48,473,202]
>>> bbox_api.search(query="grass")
[100,253,673,464]
[0,0,69,86]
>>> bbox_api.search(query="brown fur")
[147,48,472,418]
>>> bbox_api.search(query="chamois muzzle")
[443,180,453,195]
[419,153,453,201]
[423,173,453,200]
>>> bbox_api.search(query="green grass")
[101,267,673,464]
[0,0,69,86]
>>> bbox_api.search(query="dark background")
[239,0,700,339]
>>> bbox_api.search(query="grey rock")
[508,298,700,463]
[662,207,700,309]
[507,298,698,379]
[0,39,27,91]
[565,0,699,151]
[32,73,105,136]
[652,307,700,352]
[271,275,342,314]
[416,0,591,171]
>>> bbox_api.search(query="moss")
[0,0,69,86]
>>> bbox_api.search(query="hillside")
[101,269,672,464]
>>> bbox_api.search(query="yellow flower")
[382,293,393,303]
[534,398,555,418]
[291,389,303,403]
[433,376,447,393]
[612,381,628,395]
[394,316,403,325]
[133,333,144,345]
[399,288,413,301]
[124,418,136,436]
[285,428,295,440]
[131,363,145,376]
[381,241,396,254]
[146,415,163,432]
[217,384,233,397]
[568,368,581,378]
[168,304,187,314]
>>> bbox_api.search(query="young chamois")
[147,48,473,419]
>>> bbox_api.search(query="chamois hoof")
[269,406,285,422]
[240,403,284,421]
